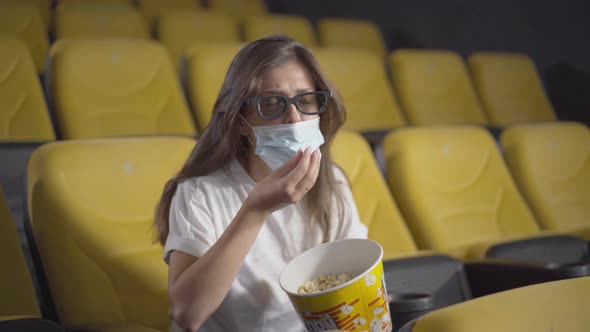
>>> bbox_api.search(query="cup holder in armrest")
[389,292,434,312]
[389,293,435,331]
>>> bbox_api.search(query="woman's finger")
[283,147,313,186]
[296,149,322,193]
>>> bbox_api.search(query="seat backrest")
[332,130,417,258]
[158,11,240,72]
[317,18,387,61]
[501,121,590,233]
[331,132,475,330]
[383,126,540,253]
[0,186,41,318]
[399,276,590,332]
[0,36,54,141]
[469,52,557,127]
[314,48,406,132]
[49,39,196,139]
[183,43,243,132]
[31,0,51,29]
[138,0,202,31]
[27,137,196,331]
[208,0,266,20]
[54,3,150,40]
[0,2,48,74]
[243,14,317,47]
[3,0,51,30]
[59,0,133,6]
[0,36,54,221]
[390,49,487,126]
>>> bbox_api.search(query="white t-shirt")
[164,159,368,332]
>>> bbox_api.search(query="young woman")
[154,35,367,332]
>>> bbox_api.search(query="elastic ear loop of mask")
[239,113,256,147]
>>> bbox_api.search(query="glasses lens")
[258,96,287,118]
[297,92,327,114]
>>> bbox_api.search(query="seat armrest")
[465,259,568,297]
[486,234,588,265]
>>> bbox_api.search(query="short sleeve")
[163,178,217,264]
[332,166,368,240]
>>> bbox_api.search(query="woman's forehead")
[257,60,316,94]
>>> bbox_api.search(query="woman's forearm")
[169,202,269,331]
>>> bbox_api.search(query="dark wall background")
[268,0,590,124]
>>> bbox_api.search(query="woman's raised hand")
[245,147,322,214]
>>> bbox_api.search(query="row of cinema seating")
[0,30,563,216]
[0,34,558,139]
[2,0,559,129]
[0,0,372,72]
[1,0,559,128]
[1,122,589,331]
[0,33,572,244]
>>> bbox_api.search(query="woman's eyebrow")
[258,89,285,95]
[295,88,315,94]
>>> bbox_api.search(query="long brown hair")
[154,35,347,245]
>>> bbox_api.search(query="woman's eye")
[261,98,280,106]
[299,96,317,105]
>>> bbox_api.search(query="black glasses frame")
[247,90,332,119]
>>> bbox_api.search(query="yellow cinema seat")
[1,185,64,331]
[502,122,590,239]
[332,130,417,258]
[0,36,54,141]
[158,11,240,72]
[138,0,201,31]
[31,0,51,30]
[58,0,133,7]
[332,130,476,330]
[383,125,586,260]
[315,48,406,132]
[0,2,48,73]
[208,0,266,20]
[0,187,40,320]
[469,52,558,127]
[389,49,487,126]
[0,36,55,232]
[183,43,243,132]
[27,137,196,331]
[399,277,590,332]
[243,14,317,47]
[54,3,150,40]
[48,39,197,139]
[318,18,387,61]
[2,0,52,30]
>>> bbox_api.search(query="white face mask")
[245,117,324,170]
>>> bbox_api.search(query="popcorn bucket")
[280,239,392,332]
